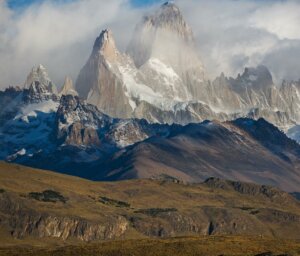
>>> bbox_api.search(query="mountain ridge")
[1,2,300,193]
[72,2,300,135]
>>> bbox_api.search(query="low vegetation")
[0,236,299,256]
[99,196,130,208]
[1,162,300,248]
[135,208,178,217]
[28,190,67,203]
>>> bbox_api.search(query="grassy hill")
[0,161,300,255]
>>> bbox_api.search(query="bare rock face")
[74,2,300,132]
[73,2,300,134]
[75,29,134,118]
[75,3,208,120]
[0,193,128,242]
[65,122,101,146]
[59,76,78,97]
[55,95,110,146]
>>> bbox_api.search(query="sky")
[7,0,161,9]
[1,0,300,89]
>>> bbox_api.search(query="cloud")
[0,0,144,88]
[176,0,300,81]
[0,0,300,89]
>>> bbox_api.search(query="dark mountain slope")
[102,119,300,192]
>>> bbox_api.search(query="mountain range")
[1,2,300,193]
[75,2,300,135]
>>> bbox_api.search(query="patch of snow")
[249,75,258,82]
[119,62,195,112]
[148,58,179,80]
[6,148,27,161]
[141,58,190,101]
[14,100,59,122]
[17,148,26,156]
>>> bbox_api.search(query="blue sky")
[7,0,161,9]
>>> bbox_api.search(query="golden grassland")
[1,236,300,256]
[1,162,300,255]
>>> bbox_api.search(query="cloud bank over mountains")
[0,0,300,89]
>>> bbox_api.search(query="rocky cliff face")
[75,3,209,120]
[0,192,128,242]
[74,2,300,133]
[59,76,78,97]
[76,29,135,118]
[55,95,110,147]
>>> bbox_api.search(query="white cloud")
[0,0,143,88]
[250,1,300,40]
[176,0,300,81]
[0,0,300,89]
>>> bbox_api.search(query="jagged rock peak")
[161,1,180,14]
[25,64,50,87]
[60,76,78,96]
[92,29,118,61]
[24,64,57,94]
[242,65,272,79]
[239,65,273,89]
[146,1,194,42]
[127,1,199,69]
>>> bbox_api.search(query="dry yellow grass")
[1,161,300,253]
[1,236,300,256]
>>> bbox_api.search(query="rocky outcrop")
[204,177,288,199]
[0,193,128,241]
[65,122,101,146]
[24,64,57,93]
[10,214,128,241]
[130,209,263,238]
[54,95,165,148]
[14,65,60,104]
[55,95,110,145]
